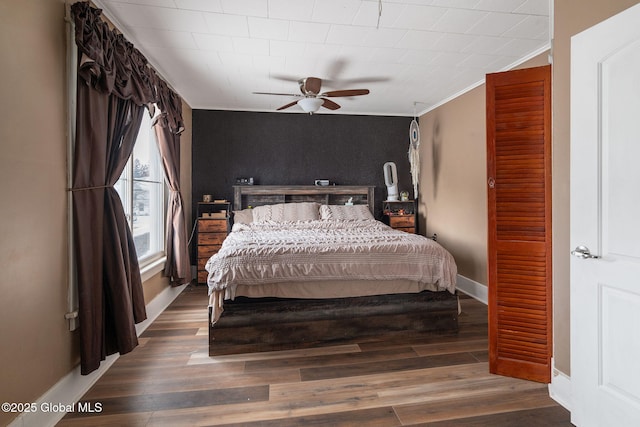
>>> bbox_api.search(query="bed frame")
[209,185,459,356]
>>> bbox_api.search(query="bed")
[205,185,459,355]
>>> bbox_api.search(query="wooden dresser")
[196,209,229,284]
[197,218,228,284]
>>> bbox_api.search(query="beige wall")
[418,85,488,283]
[420,0,640,378]
[418,54,549,285]
[0,1,192,425]
[0,2,72,425]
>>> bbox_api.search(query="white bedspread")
[206,220,457,303]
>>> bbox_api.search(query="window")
[115,110,166,266]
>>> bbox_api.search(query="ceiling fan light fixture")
[297,97,323,114]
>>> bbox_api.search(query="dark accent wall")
[192,110,415,220]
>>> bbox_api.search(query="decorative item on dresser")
[383,199,418,233]
[196,200,230,284]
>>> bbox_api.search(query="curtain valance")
[71,1,184,134]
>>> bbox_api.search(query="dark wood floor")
[59,285,572,426]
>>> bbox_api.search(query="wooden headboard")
[233,185,376,215]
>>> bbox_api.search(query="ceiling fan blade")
[253,91,300,97]
[321,89,370,97]
[325,58,348,80]
[321,98,341,110]
[276,100,300,111]
[270,73,299,82]
[323,77,390,87]
[323,58,390,86]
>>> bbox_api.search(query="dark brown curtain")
[154,119,191,285]
[73,90,147,375]
[153,82,191,285]
[71,2,186,375]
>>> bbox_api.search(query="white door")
[570,4,640,427]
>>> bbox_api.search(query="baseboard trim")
[456,274,488,305]
[9,283,187,427]
[549,360,572,412]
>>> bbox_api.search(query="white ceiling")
[93,0,550,116]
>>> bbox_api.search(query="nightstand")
[383,200,418,234]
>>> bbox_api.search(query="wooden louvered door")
[486,65,552,383]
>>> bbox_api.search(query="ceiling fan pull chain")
[377,0,382,29]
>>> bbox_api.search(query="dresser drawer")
[198,244,222,258]
[389,215,415,228]
[198,232,227,245]
[198,219,228,232]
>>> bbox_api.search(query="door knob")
[571,245,600,259]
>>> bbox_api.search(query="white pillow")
[251,202,320,222]
[319,204,374,220]
[233,208,253,224]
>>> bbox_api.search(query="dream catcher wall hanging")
[408,106,421,199]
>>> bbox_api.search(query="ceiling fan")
[253,77,370,114]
